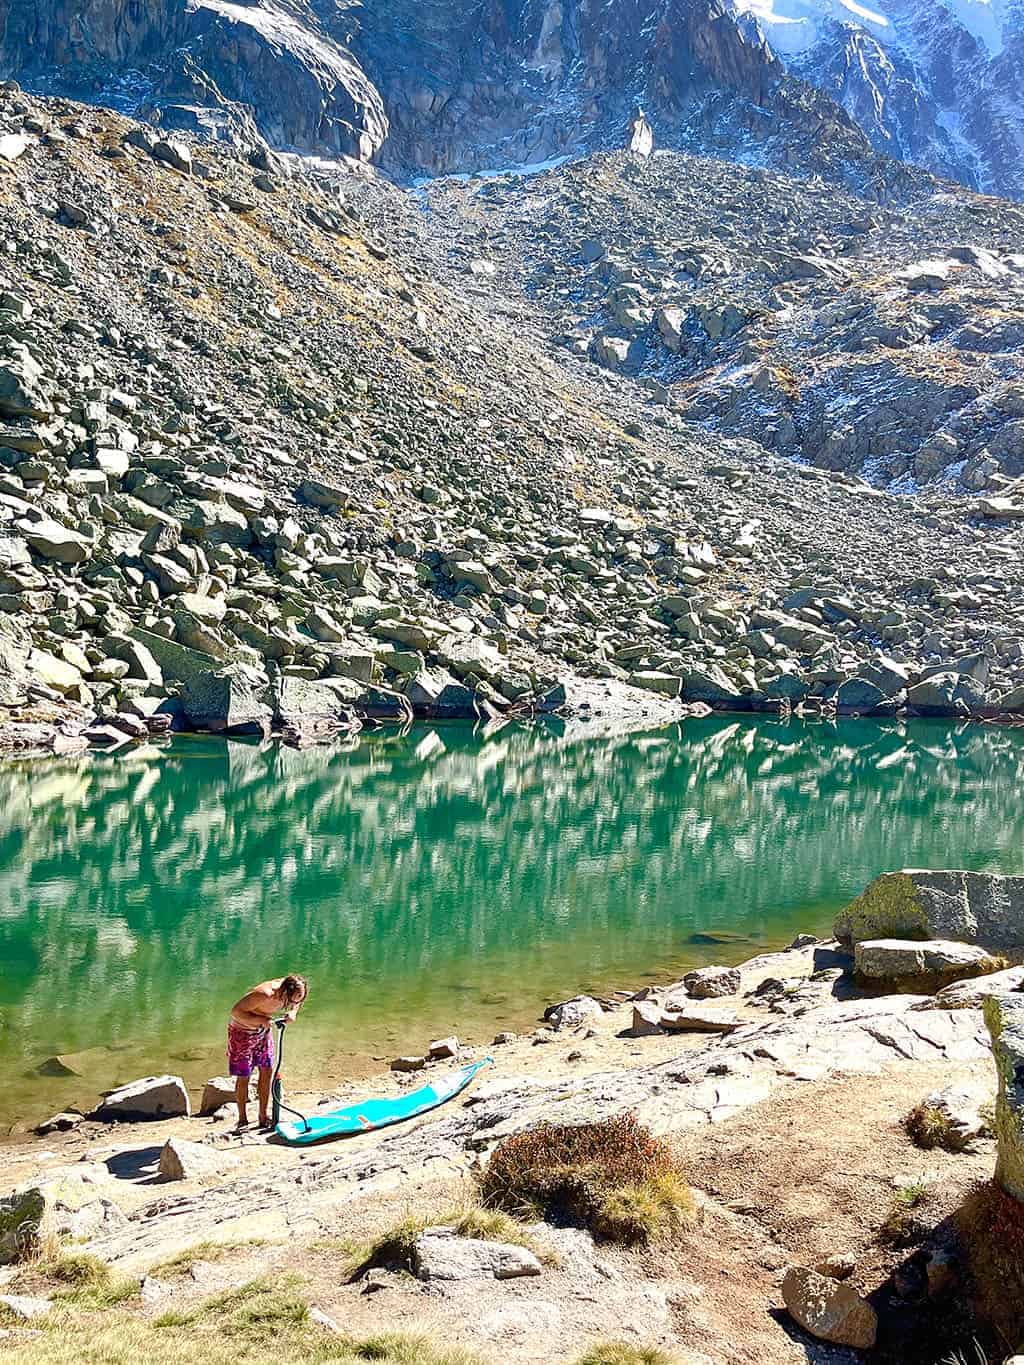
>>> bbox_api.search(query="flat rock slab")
[855,938,1005,989]
[414,1229,542,1282]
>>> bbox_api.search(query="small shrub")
[575,1344,681,1365]
[480,1113,694,1245]
[906,1103,971,1152]
[954,1180,1024,1349]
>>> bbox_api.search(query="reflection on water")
[1,714,1022,1126]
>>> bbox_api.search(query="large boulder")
[835,870,1024,956]
[835,678,888,712]
[855,939,1007,990]
[782,1265,877,1348]
[0,1171,123,1263]
[179,666,272,733]
[984,993,1024,1202]
[906,671,986,715]
[413,1228,542,1281]
[683,965,742,999]
[681,664,741,705]
[95,1075,190,1121]
[543,996,603,1030]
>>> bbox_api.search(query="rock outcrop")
[0,0,387,162]
[836,871,1024,956]
[984,992,1024,1201]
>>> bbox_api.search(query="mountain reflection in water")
[0,713,1021,1127]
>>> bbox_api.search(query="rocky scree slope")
[0,89,1022,741]
[0,0,921,184]
[417,150,1024,497]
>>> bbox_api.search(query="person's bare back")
[231,976,305,1029]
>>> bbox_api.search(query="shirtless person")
[228,974,308,1129]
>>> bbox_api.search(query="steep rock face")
[0,0,873,179]
[733,0,1024,200]
[355,0,867,176]
[0,0,388,160]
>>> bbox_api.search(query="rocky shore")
[2,868,1022,1363]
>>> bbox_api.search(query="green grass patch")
[480,1112,696,1246]
[12,1251,139,1310]
[879,1180,931,1248]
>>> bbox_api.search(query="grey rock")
[180,667,272,733]
[95,1074,191,1121]
[16,517,90,565]
[836,870,1024,955]
[158,1137,231,1181]
[544,996,603,1030]
[855,938,1006,987]
[683,965,742,999]
[782,1265,877,1348]
[413,1228,542,1281]
[984,993,1024,1202]
[907,672,986,715]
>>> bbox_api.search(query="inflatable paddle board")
[275,1057,492,1145]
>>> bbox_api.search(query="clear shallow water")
[1,714,1023,1129]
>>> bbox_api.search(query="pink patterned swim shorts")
[227,1021,274,1077]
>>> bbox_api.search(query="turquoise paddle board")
[275,1057,492,1145]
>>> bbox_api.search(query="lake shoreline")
[1,925,1016,1363]
[3,668,1024,764]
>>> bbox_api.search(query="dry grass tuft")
[351,1198,554,1277]
[575,1344,682,1365]
[480,1112,695,1245]
[148,1238,267,1278]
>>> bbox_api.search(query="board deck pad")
[275,1058,492,1145]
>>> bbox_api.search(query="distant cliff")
[0,0,876,179]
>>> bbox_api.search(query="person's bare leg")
[235,1075,250,1129]
[257,1067,271,1128]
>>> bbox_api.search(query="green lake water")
[1,714,1023,1129]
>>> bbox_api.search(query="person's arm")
[283,998,303,1024]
